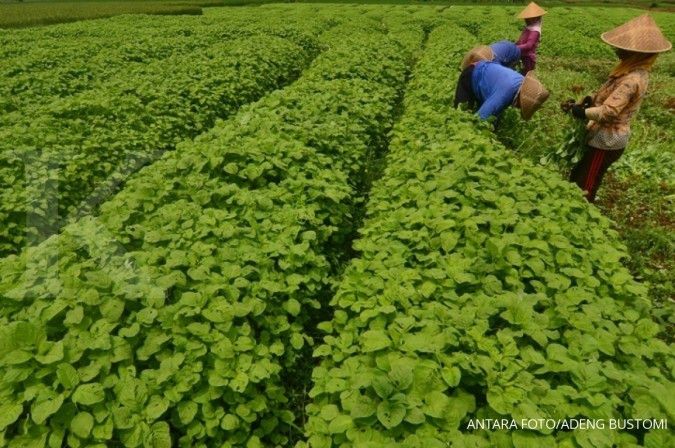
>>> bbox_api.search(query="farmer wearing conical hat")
[565,14,671,202]
[460,40,521,70]
[516,2,546,74]
[454,60,549,121]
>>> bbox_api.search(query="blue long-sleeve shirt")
[471,61,524,120]
[489,40,521,67]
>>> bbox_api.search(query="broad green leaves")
[0,12,320,257]
[377,401,406,429]
[361,330,392,353]
[0,8,416,447]
[303,17,673,448]
[0,403,23,430]
[72,383,105,406]
[70,412,94,439]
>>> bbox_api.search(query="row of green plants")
[0,2,210,29]
[0,13,296,118]
[465,6,675,326]
[429,4,673,331]
[0,12,332,257]
[300,23,674,448]
[0,11,424,447]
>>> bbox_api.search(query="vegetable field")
[0,3,673,448]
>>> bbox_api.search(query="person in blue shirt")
[454,60,549,121]
[490,40,521,68]
[460,41,521,70]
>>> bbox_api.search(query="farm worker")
[460,40,521,70]
[454,60,549,121]
[565,14,671,203]
[516,2,547,74]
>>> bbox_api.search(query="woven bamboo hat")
[518,71,549,120]
[460,46,495,70]
[601,14,672,53]
[517,2,547,19]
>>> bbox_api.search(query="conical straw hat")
[519,71,549,120]
[460,46,494,70]
[601,14,672,53]
[517,2,547,19]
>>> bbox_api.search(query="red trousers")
[569,145,625,203]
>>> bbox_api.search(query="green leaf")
[327,414,352,434]
[13,321,39,346]
[361,330,391,352]
[376,400,406,429]
[92,417,113,440]
[3,349,32,365]
[372,376,394,399]
[350,395,376,419]
[388,360,414,390]
[145,395,169,420]
[440,233,458,252]
[284,299,301,316]
[56,363,80,389]
[419,281,437,298]
[0,403,23,430]
[35,341,64,364]
[230,372,248,392]
[31,394,64,424]
[423,391,449,418]
[64,306,84,325]
[319,405,339,421]
[221,414,239,431]
[70,412,94,438]
[212,338,234,359]
[290,333,304,350]
[177,401,198,425]
[404,406,426,425]
[441,366,461,388]
[72,383,105,406]
[147,422,171,448]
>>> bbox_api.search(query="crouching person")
[454,60,549,121]
[460,40,522,70]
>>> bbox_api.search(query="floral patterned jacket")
[585,69,649,150]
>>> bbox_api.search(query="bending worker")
[565,14,671,202]
[454,60,549,121]
[516,2,546,74]
[461,40,521,70]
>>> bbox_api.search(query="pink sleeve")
[517,30,539,52]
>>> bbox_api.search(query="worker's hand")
[571,104,587,119]
[560,99,575,113]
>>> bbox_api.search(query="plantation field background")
[0,2,673,447]
[2,1,675,29]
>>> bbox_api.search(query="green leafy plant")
[0,13,421,447]
[0,10,329,257]
[302,23,674,448]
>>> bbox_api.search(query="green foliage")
[481,7,675,317]
[0,10,421,446]
[302,23,674,447]
[0,4,673,448]
[0,10,329,256]
[0,2,205,29]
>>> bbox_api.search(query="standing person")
[516,2,547,74]
[460,40,521,70]
[454,60,549,121]
[565,14,671,203]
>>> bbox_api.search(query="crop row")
[0,9,334,118]
[0,20,222,118]
[301,24,674,448]
[0,14,423,447]
[0,16,331,257]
